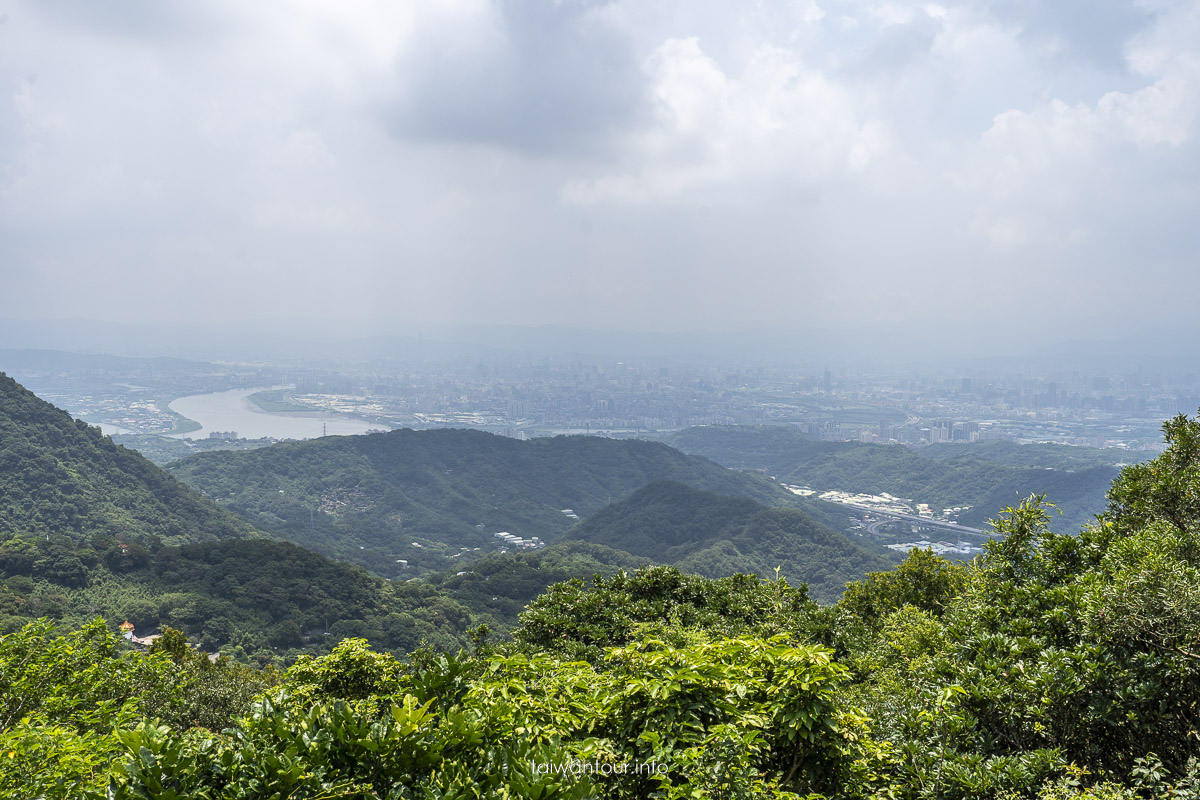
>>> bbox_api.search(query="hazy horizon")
[2,316,1198,374]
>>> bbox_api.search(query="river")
[167,387,387,440]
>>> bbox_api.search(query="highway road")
[841,502,991,538]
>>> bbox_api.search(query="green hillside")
[561,480,896,602]
[0,536,477,661]
[414,485,888,632]
[665,424,1119,534]
[0,372,254,545]
[425,540,650,633]
[0,373,483,659]
[165,428,797,577]
[920,438,1130,469]
[956,463,1117,529]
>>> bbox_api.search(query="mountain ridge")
[561,479,896,602]
[165,428,800,576]
[0,371,255,545]
[664,424,1119,534]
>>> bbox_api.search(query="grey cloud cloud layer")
[1,0,1198,340]
[384,0,648,155]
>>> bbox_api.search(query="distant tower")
[824,369,832,394]
[323,422,327,437]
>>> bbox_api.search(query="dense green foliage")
[426,540,649,632]
[0,534,479,661]
[165,428,797,577]
[0,619,278,797]
[787,412,1200,796]
[563,480,896,602]
[513,565,816,663]
[98,632,857,800]
[837,547,967,624]
[666,424,1121,534]
[0,373,255,545]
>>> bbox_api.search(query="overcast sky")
[1,0,1198,343]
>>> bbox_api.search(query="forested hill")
[0,535,480,661]
[166,428,795,577]
[0,372,254,545]
[561,480,896,602]
[665,424,1120,534]
[0,373,493,657]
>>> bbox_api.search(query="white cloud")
[562,37,892,205]
[951,2,1200,249]
[795,0,827,25]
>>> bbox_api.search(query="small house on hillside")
[119,620,159,648]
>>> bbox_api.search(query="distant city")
[4,348,1190,456]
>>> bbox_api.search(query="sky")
[1,0,1198,348]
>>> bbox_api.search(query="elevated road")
[837,502,991,538]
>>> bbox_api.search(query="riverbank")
[156,398,201,434]
[167,387,389,440]
[246,388,311,413]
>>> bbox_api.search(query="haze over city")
[3,0,1199,357]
